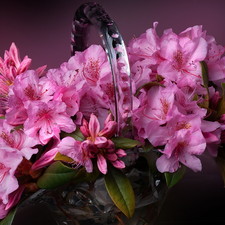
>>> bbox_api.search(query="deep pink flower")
[59,114,126,174]
[0,43,31,112]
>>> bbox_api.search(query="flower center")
[83,58,101,85]
[0,131,14,147]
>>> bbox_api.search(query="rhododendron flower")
[67,45,111,86]
[12,70,55,108]
[58,113,126,174]
[0,120,39,160]
[24,100,76,144]
[0,43,31,113]
[156,129,206,173]
[157,31,207,83]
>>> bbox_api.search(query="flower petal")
[89,114,100,140]
[97,154,107,174]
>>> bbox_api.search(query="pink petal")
[111,159,125,169]
[94,136,108,148]
[5,185,26,210]
[98,121,117,139]
[97,154,107,174]
[89,114,100,140]
[116,149,127,157]
[31,148,58,171]
[80,118,90,138]
[106,153,118,161]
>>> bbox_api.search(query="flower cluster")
[128,23,225,173]
[1,22,225,221]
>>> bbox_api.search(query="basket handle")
[71,2,132,136]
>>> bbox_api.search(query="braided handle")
[71,2,132,136]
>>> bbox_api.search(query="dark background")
[1,0,225,224]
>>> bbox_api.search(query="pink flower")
[53,85,81,117]
[156,129,206,173]
[0,120,39,160]
[157,31,207,83]
[59,114,126,174]
[0,149,22,204]
[24,100,76,145]
[32,147,58,171]
[0,43,31,112]
[12,70,54,108]
[68,45,111,86]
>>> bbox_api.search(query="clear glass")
[18,152,167,225]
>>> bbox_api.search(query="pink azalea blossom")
[156,129,206,173]
[0,43,31,113]
[12,70,54,108]
[58,114,126,174]
[24,100,76,145]
[157,31,207,83]
[0,120,39,160]
[147,108,202,147]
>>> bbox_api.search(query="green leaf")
[0,205,18,225]
[135,82,165,97]
[216,83,225,119]
[200,61,209,108]
[164,164,186,188]
[37,161,78,189]
[142,139,154,152]
[54,152,74,163]
[215,147,225,186]
[60,127,85,142]
[72,161,100,184]
[200,60,209,89]
[111,136,141,150]
[104,163,135,219]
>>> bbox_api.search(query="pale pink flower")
[127,22,160,65]
[156,129,206,173]
[24,100,76,145]
[53,85,81,117]
[67,45,111,86]
[147,108,202,147]
[12,70,54,108]
[5,95,28,126]
[0,120,39,160]
[157,32,207,83]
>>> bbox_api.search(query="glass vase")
[18,152,167,225]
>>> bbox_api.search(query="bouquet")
[0,2,225,224]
